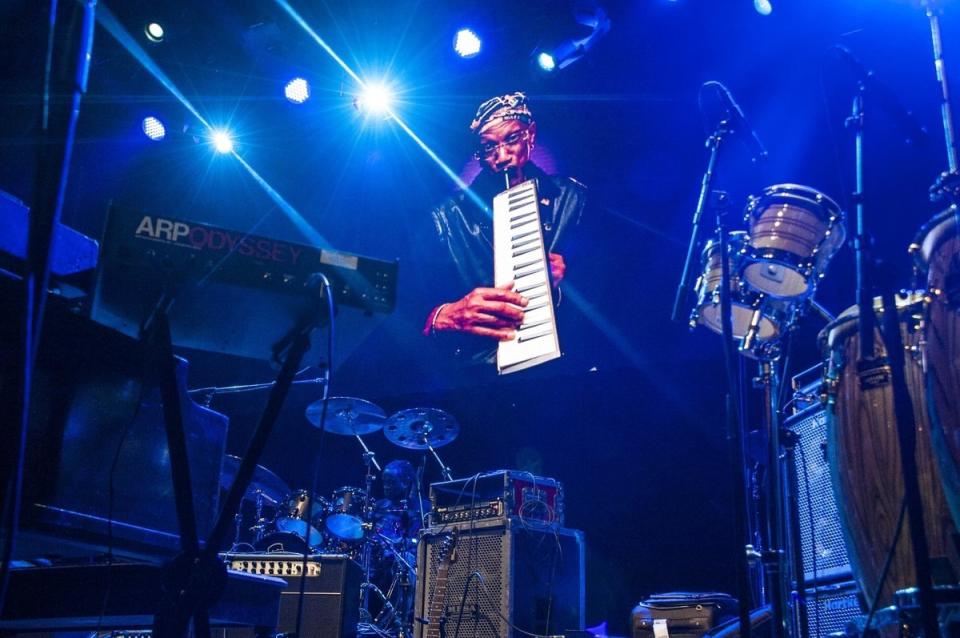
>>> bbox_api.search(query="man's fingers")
[466,325,516,341]
[471,311,520,328]
[475,287,528,307]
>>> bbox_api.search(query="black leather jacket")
[427,163,588,368]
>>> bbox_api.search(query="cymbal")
[306,396,386,436]
[221,455,290,503]
[383,408,459,450]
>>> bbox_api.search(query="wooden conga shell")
[915,207,960,527]
[822,296,959,608]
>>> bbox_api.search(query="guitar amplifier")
[429,470,564,528]
[414,520,584,638]
[218,553,361,638]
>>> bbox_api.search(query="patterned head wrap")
[469,92,534,134]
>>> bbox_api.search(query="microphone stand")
[671,117,727,323]
[923,0,960,205]
[677,116,756,638]
[845,77,941,638]
[716,187,758,638]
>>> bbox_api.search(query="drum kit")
[690,183,845,360]
[224,397,462,637]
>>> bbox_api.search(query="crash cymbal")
[383,408,459,450]
[306,396,386,436]
[221,455,290,503]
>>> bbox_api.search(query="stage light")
[144,22,164,43]
[754,0,772,15]
[141,116,166,141]
[284,77,310,104]
[454,28,482,58]
[537,52,556,72]
[354,82,394,117]
[211,129,234,154]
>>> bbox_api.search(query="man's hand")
[548,253,566,287]
[433,281,528,341]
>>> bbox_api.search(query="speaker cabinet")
[785,403,853,584]
[414,521,584,638]
[220,553,361,638]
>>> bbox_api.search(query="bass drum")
[911,206,960,527]
[820,293,959,607]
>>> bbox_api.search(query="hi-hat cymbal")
[221,455,290,503]
[306,397,386,436]
[383,408,460,450]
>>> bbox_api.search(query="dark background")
[2,0,957,633]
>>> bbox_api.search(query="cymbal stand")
[358,438,381,618]
[418,428,454,481]
[251,490,274,545]
[374,531,416,638]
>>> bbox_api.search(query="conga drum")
[911,205,960,527]
[821,293,959,607]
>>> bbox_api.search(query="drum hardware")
[384,408,460,481]
[220,455,291,505]
[306,396,387,436]
[742,185,846,301]
[274,490,329,548]
[221,455,292,551]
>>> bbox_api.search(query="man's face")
[477,119,536,175]
[383,469,409,500]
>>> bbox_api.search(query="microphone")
[828,44,928,145]
[702,80,769,163]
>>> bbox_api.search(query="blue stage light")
[754,0,772,15]
[144,22,164,43]
[537,52,556,72]
[284,77,310,104]
[142,116,166,141]
[454,28,481,58]
[211,129,234,154]
[355,82,395,117]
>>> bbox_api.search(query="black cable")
[294,273,335,638]
[453,571,482,638]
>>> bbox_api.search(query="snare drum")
[275,490,328,547]
[911,205,960,528]
[744,184,845,299]
[692,231,792,357]
[326,486,370,541]
[821,293,958,606]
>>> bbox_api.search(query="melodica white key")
[492,179,561,374]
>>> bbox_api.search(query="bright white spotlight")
[142,116,166,141]
[454,28,482,58]
[754,0,772,15]
[284,77,310,104]
[145,22,164,43]
[355,82,394,117]
[211,130,234,154]
[537,52,556,72]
